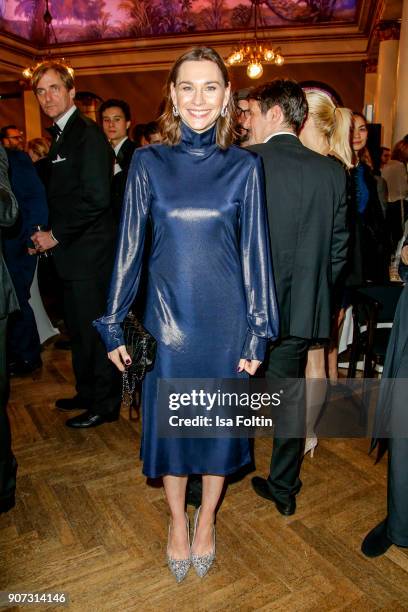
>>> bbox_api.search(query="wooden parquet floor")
[1,343,408,612]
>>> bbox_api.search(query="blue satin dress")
[94,123,279,478]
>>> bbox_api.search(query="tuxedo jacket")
[111,137,137,222]
[46,109,116,281]
[249,134,348,341]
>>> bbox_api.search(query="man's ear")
[266,104,283,127]
[69,88,76,100]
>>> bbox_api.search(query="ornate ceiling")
[0,0,400,81]
[1,1,357,43]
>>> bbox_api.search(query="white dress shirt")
[263,131,298,143]
[55,104,77,137]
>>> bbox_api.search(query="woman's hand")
[108,345,132,372]
[401,245,408,265]
[237,358,262,376]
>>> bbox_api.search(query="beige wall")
[0,60,365,137]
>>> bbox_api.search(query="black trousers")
[0,316,17,514]
[63,274,120,416]
[387,438,408,546]
[265,336,309,504]
[386,200,405,254]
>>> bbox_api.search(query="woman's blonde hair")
[159,47,235,149]
[304,89,353,168]
[27,137,50,159]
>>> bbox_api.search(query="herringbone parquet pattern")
[1,344,408,611]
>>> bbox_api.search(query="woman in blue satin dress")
[94,47,279,581]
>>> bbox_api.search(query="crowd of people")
[1,47,408,582]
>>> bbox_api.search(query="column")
[23,89,42,141]
[374,21,400,147]
[363,60,377,121]
[393,0,408,144]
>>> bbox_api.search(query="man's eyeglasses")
[7,134,24,141]
[236,107,250,118]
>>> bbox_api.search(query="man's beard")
[238,127,250,144]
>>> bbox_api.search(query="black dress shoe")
[9,358,42,377]
[361,519,393,557]
[251,476,296,516]
[65,410,119,428]
[55,395,89,411]
[54,338,71,350]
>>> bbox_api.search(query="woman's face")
[170,59,230,133]
[28,149,40,162]
[352,115,368,153]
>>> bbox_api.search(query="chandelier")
[226,0,284,79]
[22,0,74,81]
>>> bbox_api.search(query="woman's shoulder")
[223,145,262,170]
[128,143,169,169]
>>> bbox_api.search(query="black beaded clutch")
[122,312,156,403]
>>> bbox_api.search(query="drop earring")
[172,105,179,117]
[221,106,228,118]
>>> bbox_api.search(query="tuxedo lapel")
[115,145,125,168]
[115,138,134,169]
[48,108,79,161]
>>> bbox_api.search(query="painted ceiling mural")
[0,0,357,44]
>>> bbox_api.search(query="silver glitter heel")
[167,512,191,583]
[191,506,216,578]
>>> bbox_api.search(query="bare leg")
[328,307,346,382]
[163,475,189,559]
[305,348,327,453]
[306,347,326,379]
[328,347,339,382]
[191,474,224,555]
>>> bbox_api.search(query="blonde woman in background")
[300,87,353,456]
[27,137,50,162]
[27,137,50,185]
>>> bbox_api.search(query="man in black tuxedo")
[31,61,120,428]
[99,98,136,222]
[248,80,348,515]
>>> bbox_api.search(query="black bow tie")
[46,124,62,139]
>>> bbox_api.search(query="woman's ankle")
[197,508,215,525]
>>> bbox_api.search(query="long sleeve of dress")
[240,156,279,361]
[93,151,151,351]
[399,236,408,282]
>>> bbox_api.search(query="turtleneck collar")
[180,121,217,152]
